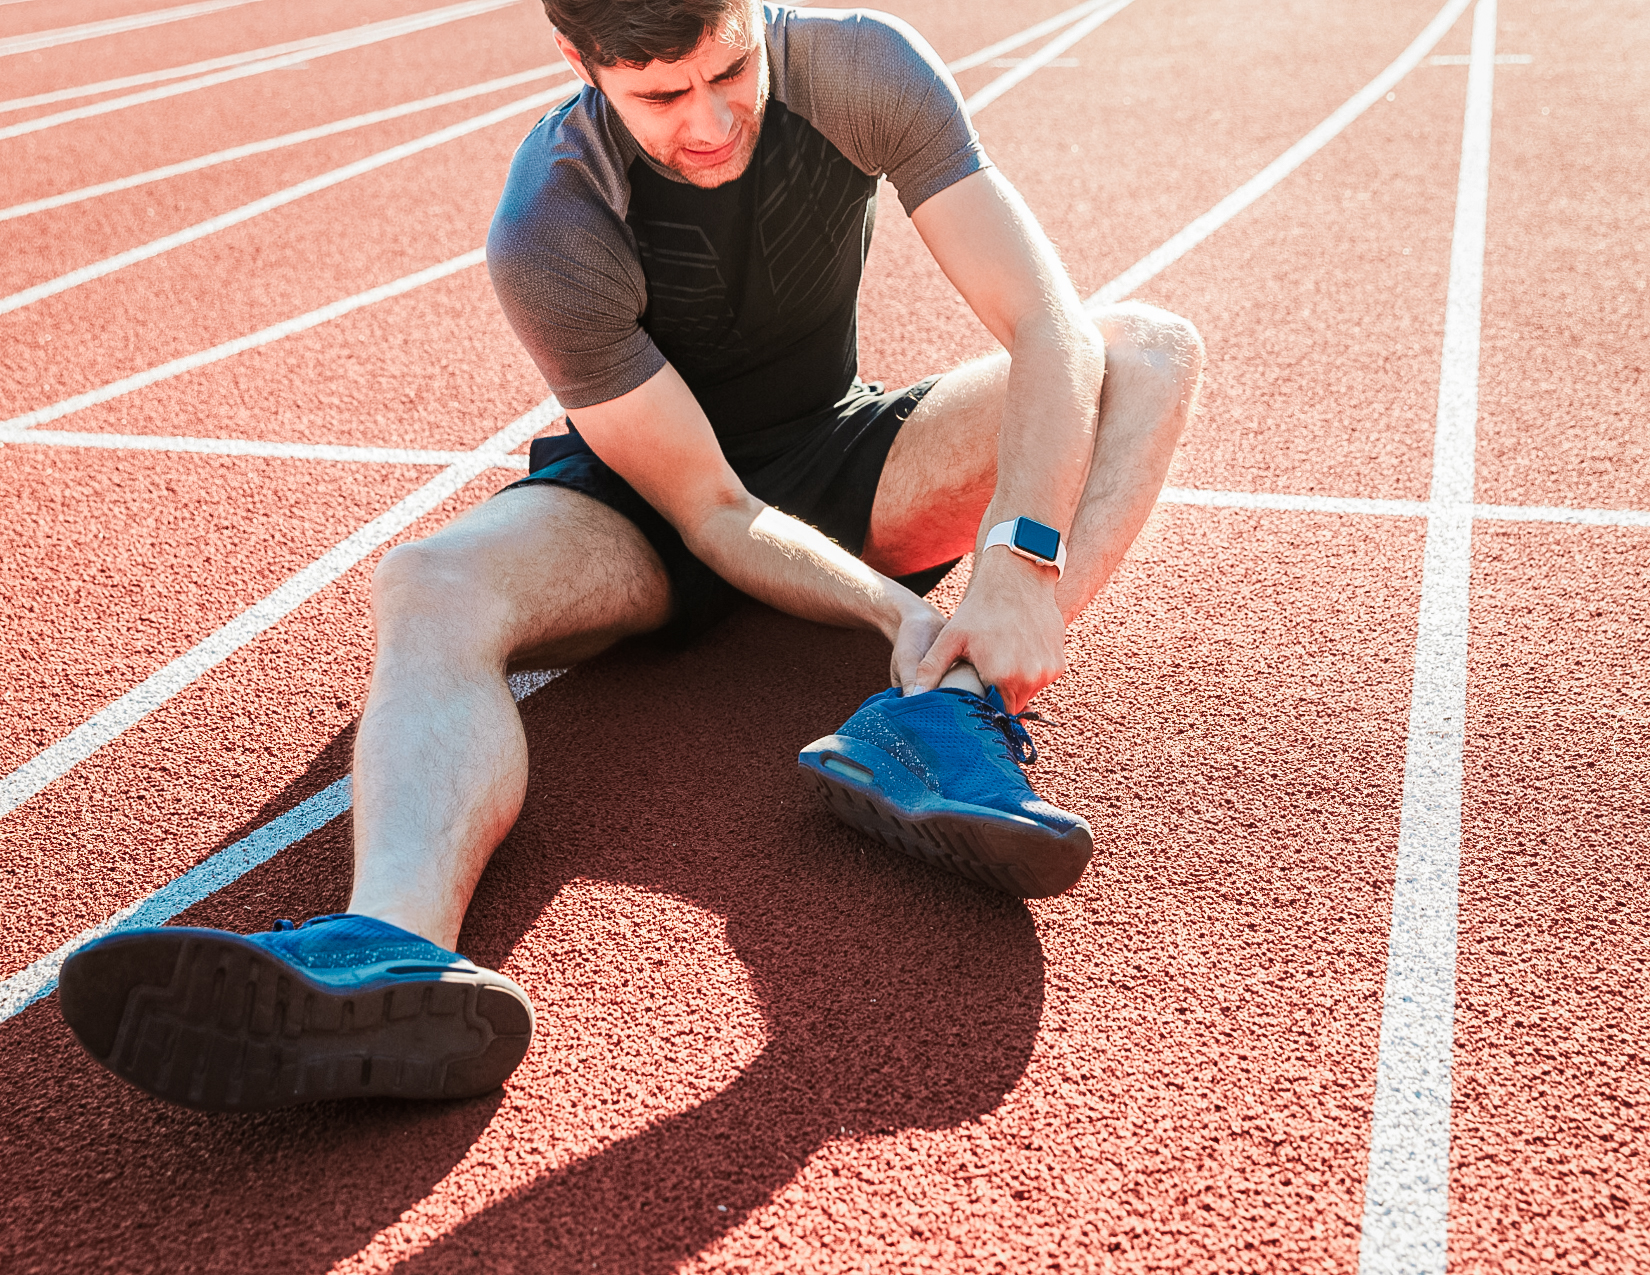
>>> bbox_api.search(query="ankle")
[937,663,986,697]
[344,893,461,950]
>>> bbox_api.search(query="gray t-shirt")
[486,5,989,445]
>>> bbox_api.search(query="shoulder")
[763,4,988,214]
[488,88,637,278]
[767,5,948,114]
[766,4,933,61]
[485,88,655,408]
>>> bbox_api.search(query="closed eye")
[713,52,753,83]
[631,51,753,105]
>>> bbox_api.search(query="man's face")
[556,8,768,189]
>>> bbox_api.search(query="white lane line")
[1358,3,1495,1272]
[0,399,557,826]
[0,778,352,1021]
[0,0,1076,134]
[0,0,521,136]
[964,0,1135,116]
[0,429,532,467]
[1,250,488,430]
[1,67,567,222]
[1159,488,1431,519]
[944,0,1110,73]
[0,0,268,58]
[0,14,437,117]
[1,431,1636,529]
[1159,488,1650,529]
[1472,503,1650,529]
[0,667,562,1022]
[0,86,568,316]
[1086,0,1475,310]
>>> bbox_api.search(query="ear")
[552,28,597,88]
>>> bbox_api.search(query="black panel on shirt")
[625,99,878,450]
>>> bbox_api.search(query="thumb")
[910,625,967,694]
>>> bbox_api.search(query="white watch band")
[983,518,1066,579]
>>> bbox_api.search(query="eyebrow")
[629,49,752,103]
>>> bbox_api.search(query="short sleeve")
[767,6,991,215]
[485,100,666,410]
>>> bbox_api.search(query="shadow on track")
[0,603,1045,1274]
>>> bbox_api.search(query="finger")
[891,617,934,687]
[911,626,967,694]
[1010,656,1068,713]
[891,637,923,691]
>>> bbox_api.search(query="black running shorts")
[500,377,960,645]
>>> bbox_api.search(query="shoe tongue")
[982,686,1009,713]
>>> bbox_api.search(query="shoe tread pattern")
[61,930,531,1111]
[808,770,1091,899]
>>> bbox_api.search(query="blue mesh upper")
[840,699,941,789]
[246,913,461,971]
[835,687,1082,833]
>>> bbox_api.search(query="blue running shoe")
[58,914,534,1112]
[799,686,1093,898]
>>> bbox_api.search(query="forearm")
[904,166,1195,706]
[981,307,1106,551]
[684,496,930,642]
[916,306,1104,705]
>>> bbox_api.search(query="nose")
[683,83,736,147]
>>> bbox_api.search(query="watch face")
[1012,517,1061,562]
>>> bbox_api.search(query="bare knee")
[1102,300,1207,387]
[372,538,508,660]
[373,538,471,616]
[1095,300,1214,448]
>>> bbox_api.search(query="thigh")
[861,349,1009,578]
[375,482,675,671]
[862,304,1182,577]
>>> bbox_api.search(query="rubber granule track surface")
[1,0,1646,1271]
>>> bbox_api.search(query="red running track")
[0,0,1645,1271]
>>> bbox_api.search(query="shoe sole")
[799,734,1093,898]
[59,928,534,1112]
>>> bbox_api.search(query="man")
[59,0,1203,1112]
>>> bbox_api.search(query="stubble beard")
[662,67,768,188]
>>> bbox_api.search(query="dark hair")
[542,0,752,68]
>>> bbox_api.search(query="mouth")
[677,126,742,168]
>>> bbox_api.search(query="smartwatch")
[983,517,1066,579]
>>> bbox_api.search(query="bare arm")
[563,364,947,683]
[907,168,1108,708]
